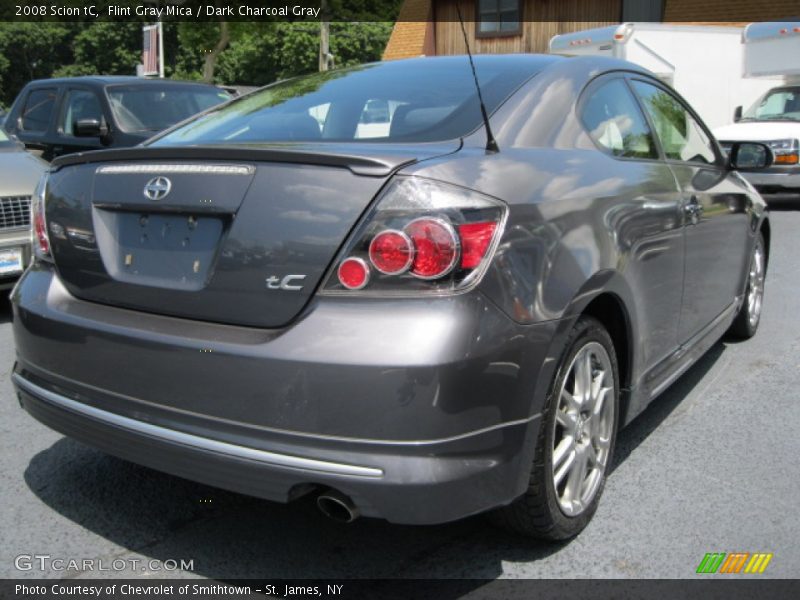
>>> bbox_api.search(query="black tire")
[492,315,619,540]
[729,232,766,340]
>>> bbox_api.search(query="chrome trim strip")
[13,374,384,479]
[96,164,253,175]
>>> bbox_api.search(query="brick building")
[383,0,800,60]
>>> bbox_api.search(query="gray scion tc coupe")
[12,55,771,539]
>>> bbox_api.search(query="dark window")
[631,80,717,164]
[21,88,57,133]
[59,90,103,136]
[151,56,545,146]
[580,79,657,159]
[107,85,231,134]
[476,0,522,37]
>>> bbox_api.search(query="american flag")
[142,24,159,76]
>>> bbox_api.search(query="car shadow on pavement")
[610,341,725,473]
[21,341,727,580]
[764,195,800,211]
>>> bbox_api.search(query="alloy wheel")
[551,341,615,517]
[747,239,765,328]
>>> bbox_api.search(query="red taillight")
[31,174,51,258]
[34,209,49,255]
[405,218,459,279]
[337,257,370,290]
[369,230,413,275]
[458,222,497,269]
[322,178,507,294]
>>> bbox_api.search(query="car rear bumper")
[11,264,562,524]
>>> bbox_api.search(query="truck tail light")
[31,174,51,259]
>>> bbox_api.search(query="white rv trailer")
[742,21,800,82]
[549,23,777,130]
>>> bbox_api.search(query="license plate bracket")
[94,210,224,291]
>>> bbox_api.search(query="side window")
[631,80,717,165]
[59,90,103,136]
[580,78,657,159]
[21,88,57,132]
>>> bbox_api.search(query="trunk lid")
[46,142,458,327]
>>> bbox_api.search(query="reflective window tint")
[21,88,57,132]
[151,57,544,146]
[60,90,103,136]
[580,79,657,159]
[107,86,230,134]
[631,80,716,164]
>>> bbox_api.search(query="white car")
[714,86,800,198]
[0,129,47,288]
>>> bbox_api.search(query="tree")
[53,22,144,78]
[176,20,234,83]
[0,22,76,106]
[0,20,394,107]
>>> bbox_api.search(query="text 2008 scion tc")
[12,55,770,539]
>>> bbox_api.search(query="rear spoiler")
[48,143,456,177]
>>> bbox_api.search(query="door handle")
[683,195,703,224]
[684,196,703,213]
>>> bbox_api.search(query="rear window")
[150,56,546,146]
[108,85,232,134]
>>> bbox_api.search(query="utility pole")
[319,0,330,71]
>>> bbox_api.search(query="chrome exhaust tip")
[316,490,360,523]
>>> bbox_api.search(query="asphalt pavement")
[1,206,798,581]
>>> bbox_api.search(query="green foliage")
[0,22,75,105]
[0,20,394,107]
[215,22,392,85]
[53,22,145,78]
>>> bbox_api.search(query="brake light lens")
[368,230,414,275]
[337,257,370,290]
[31,173,51,259]
[405,218,459,279]
[322,177,507,295]
[458,222,498,269]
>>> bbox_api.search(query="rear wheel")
[729,232,766,339]
[492,316,619,540]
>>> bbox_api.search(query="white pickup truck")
[713,22,800,197]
